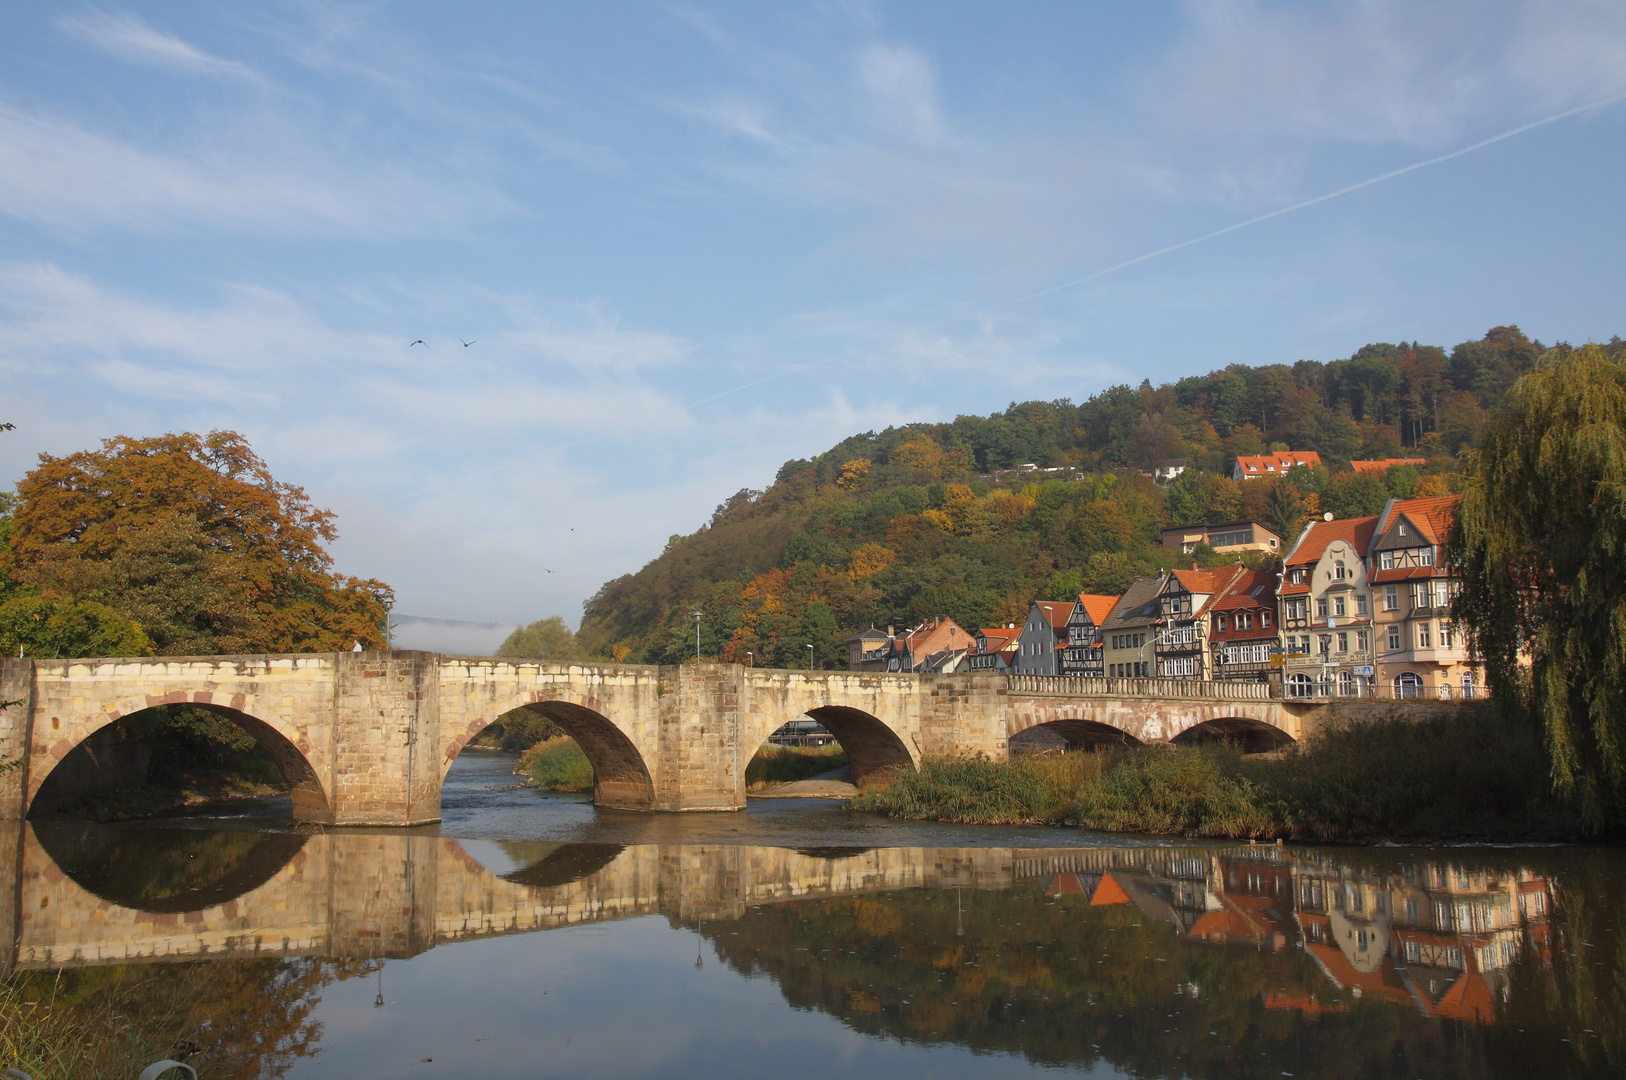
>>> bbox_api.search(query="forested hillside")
[577,326,1622,667]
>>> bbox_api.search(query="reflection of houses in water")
[1038,848,1554,1024]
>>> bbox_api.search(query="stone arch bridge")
[0,654,1333,826]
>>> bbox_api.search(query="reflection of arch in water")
[501,843,627,889]
[788,706,914,788]
[446,699,654,810]
[1010,719,1145,752]
[31,819,309,914]
[27,703,332,823]
[1170,717,1295,753]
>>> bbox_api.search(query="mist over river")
[5,751,1622,1079]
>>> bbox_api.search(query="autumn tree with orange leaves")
[6,430,391,655]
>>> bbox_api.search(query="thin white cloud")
[856,43,942,145]
[0,102,498,235]
[1150,0,1626,146]
[58,10,264,83]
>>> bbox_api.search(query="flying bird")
[409,340,426,347]
[460,339,476,347]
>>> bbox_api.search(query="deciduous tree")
[1451,343,1626,823]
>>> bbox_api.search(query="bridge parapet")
[1006,674,1276,701]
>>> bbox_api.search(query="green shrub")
[745,744,848,789]
[1074,746,1287,839]
[851,753,1102,825]
[520,737,594,792]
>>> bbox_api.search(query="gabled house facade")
[968,626,1020,671]
[1058,593,1118,677]
[1155,565,1245,679]
[1100,578,1165,678]
[1232,450,1322,482]
[1209,567,1281,683]
[1369,495,1478,698]
[1280,515,1379,698]
[1012,600,1072,675]
[843,617,969,672]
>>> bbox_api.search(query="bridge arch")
[1010,718,1145,752]
[1169,716,1295,752]
[26,697,332,823]
[443,696,655,810]
[744,702,916,789]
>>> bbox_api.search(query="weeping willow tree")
[1450,343,1626,825]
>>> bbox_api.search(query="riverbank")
[851,710,1599,843]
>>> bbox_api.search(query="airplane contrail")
[923,90,1626,333]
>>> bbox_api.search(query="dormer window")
[1290,569,1305,585]
[1216,615,1227,632]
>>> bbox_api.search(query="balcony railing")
[1007,674,1275,701]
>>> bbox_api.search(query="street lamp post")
[692,611,703,663]
[806,643,814,670]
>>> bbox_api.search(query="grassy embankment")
[852,708,1593,841]
[518,737,848,794]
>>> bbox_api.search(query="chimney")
[1191,562,1199,571]
[887,625,893,636]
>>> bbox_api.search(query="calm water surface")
[6,750,1623,1079]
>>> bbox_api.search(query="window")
[1318,635,1332,657]
[1433,580,1450,609]
[1287,673,1314,698]
[1440,623,1454,648]
[1384,585,1398,611]
[1290,569,1305,585]
[1412,582,1431,608]
[1261,610,1272,629]
[1239,613,1252,630]
[1395,672,1422,698]
[1404,898,1419,923]
[1334,596,1346,617]
[1316,598,1329,619]
[1418,622,1432,648]
[1387,626,1401,651]
[1286,598,1306,621]
[1380,550,1394,570]
[1215,615,1227,632]
[1419,547,1434,567]
[1339,670,1353,696]
[1356,593,1368,615]
[1398,522,1408,537]
[1357,630,1369,652]
[1337,632,1349,654]
[1334,560,1347,580]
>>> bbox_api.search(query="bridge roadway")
[0,654,1343,826]
[0,822,1233,975]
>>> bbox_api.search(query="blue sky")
[2,2,1623,651]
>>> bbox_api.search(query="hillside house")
[1012,600,1072,676]
[1058,593,1118,677]
[1280,515,1378,698]
[1232,450,1322,482]
[1209,567,1280,683]
[1369,495,1478,699]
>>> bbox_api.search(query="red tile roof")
[1235,451,1322,476]
[1078,593,1119,625]
[1379,494,1460,545]
[1212,568,1278,612]
[1034,601,1072,633]
[1285,515,1379,569]
[1351,457,1426,473]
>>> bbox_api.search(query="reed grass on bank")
[746,745,849,790]
[519,737,595,792]
[853,709,1588,841]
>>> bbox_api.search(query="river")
[4,750,1622,1079]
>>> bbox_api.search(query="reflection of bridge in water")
[4,822,1231,972]
[1,820,1553,1026]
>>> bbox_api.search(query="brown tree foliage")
[9,431,391,654]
